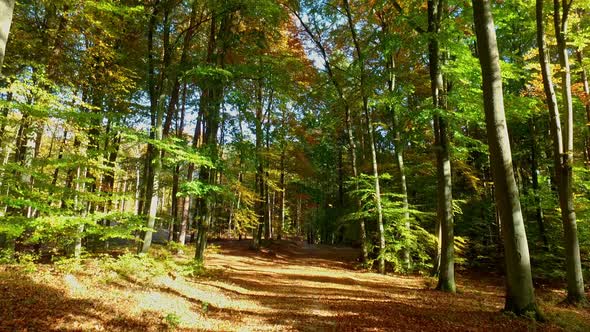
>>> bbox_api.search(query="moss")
[502,301,545,322]
[435,278,457,293]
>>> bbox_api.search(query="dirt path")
[198,240,542,331]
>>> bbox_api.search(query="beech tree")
[472,0,538,316]
[0,0,15,74]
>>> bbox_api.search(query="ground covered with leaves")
[1,240,589,331]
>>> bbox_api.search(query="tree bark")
[576,49,590,165]
[343,0,385,274]
[428,0,455,292]
[194,9,230,260]
[473,0,538,316]
[0,0,15,75]
[552,0,586,304]
[140,2,167,253]
[537,0,586,304]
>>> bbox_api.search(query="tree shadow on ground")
[0,271,164,332]
[201,240,547,331]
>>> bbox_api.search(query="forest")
[1,0,590,330]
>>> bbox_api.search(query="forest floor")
[1,239,589,331]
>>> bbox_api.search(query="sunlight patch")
[64,274,87,297]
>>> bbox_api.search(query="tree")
[428,0,455,292]
[289,1,369,265]
[472,0,538,317]
[0,0,15,74]
[543,0,586,304]
[342,0,386,274]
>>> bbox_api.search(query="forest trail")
[188,240,561,331]
[1,240,588,331]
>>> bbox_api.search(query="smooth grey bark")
[0,0,15,75]
[551,0,586,304]
[428,0,455,292]
[473,0,538,316]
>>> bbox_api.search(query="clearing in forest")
[1,240,589,331]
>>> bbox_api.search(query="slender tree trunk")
[576,50,590,165]
[120,178,127,212]
[345,104,368,264]
[264,117,271,241]
[73,166,84,258]
[180,83,200,246]
[170,165,179,242]
[343,0,385,273]
[428,0,455,292]
[253,80,265,249]
[0,0,15,75]
[194,10,229,261]
[537,0,586,304]
[553,0,586,304]
[140,2,166,253]
[141,93,165,254]
[177,84,189,245]
[387,50,412,271]
[134,165,141,214]
[365,105,386,274]
[474,0,538,316]
[279,149,285,240]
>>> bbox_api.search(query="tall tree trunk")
[141,92,165,254]
[194,9,230,261]
[253,80,265,249]
[386,47,412,271]
[537,0,586,304]
[345,105,368,265]
[343,0,385,274]
[140,2,166,254]
[473,0,538,316]
[0,0,15,75]
[553,0,586,304]
[264,114,271,241]
[176,83,189,245]
[428,0,455,292]
[73,165,84,258]
[576,50,590,164]
[279,149,285,240]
